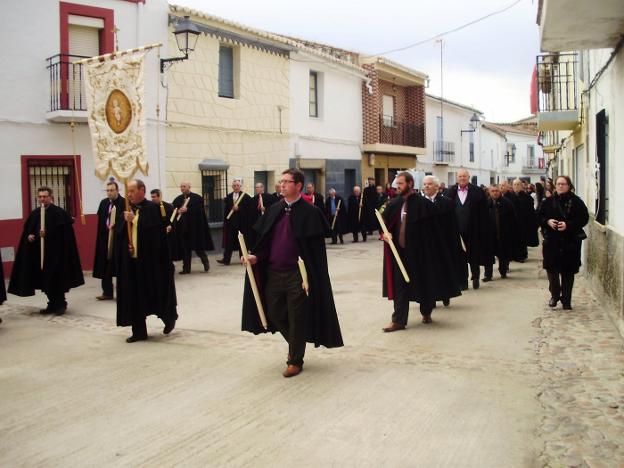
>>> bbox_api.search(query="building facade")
[0,0,169,276]
[536,0,624,334]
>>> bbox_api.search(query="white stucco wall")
[289,51,363,161]
[0,0,170,220]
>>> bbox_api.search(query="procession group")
[0,167,589,378]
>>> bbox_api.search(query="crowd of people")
[1,168,589,378]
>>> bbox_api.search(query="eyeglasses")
[279,179,295,185]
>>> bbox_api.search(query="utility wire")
[365,0,525,57]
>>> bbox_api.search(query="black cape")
[158,200,181,261]
[324,195,348,235]
[222,191,254,250]
[93,195,125,279]
[8,204,84,297]
[115,199,177,326]
[347,194,364,233]
[447,184,493,266]
[172,192,214,252]
[511,191,540,248]
[241,199,343,349]
[307,192,325,212]
[381,194,462,304]
[538,193,589,273]
[0,249,6,304]
[487,196,521,262]
[362,185,378,231]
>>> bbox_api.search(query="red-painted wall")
[1,214,97,278]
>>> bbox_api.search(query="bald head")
[127,179,146,204]
[457,169,470,188]
[180,182,191,195]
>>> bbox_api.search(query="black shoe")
[422,315,433,324]
[548,297,559,308]
[352,239,359,243]
[443,299,450,307]
[203,261,210,272]
[500,272,507,279]
[53,306,67,316]
[179,270,190,275]
[472,279,480,290]
[482,277,492,283]
[562,303,572,310]
[340,238,344,244]
[461,285,468,291]
[39,308,54,315]
[126,335,148,343]
[331,241,337,245]
[163,320,176,335]
[216,259,230,265]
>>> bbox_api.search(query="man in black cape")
[116,179,177,343]
[362,177,377,234]
[270,182,283,204]
[9,186,84,314]
[381,173,461,331]
[172,182,214,274]
[508,178,540,262]
[304,182,325,211]
[250,182,274,239]
[375,185,389,209]
[151,188,180,263]
[92,181,125,300]
[242,169,343,378]
[218,179,253,265]
[447,169,492,290]
[347,185,366,242]
[484,184,521,281]
[325,188,347,244]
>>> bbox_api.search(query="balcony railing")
[46,54,91,112]
[536,53,578,113]
[379,116,425,148]
[433,140,455,163]
[523,156,546,172]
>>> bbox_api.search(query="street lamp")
[460,112,481,135]
[160,16,200,73]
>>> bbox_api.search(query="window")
[527,145,536,167]
[344,169,356,194]
[383,95,394,127]
[254,171,268,188]
[24,157,78,217]
[471,175,478,186]
[201,169,228,223]
[596,110,608,224]
[219,46,234,98]
[506,143,516,166]
[309,71,319,117]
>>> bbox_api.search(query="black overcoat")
[115,199,177,326]
[324,195,348,235]
[241,199,343,349]
[538,192,589,273]
[8,205,84,297]
[93,195,125,279]
[222,192,254,250]
[0,249,6,304]
[447,183,493,266]
[362,185,377,231]
[172,192,214,252]
[347,194,364,233]
[487,196,521,262]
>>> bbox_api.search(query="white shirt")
[458,185,469,205]
[233,192,240,202]
[425,194,436,203]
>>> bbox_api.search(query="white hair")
[423,175,440,186]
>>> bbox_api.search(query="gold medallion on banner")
[105,89,132,134]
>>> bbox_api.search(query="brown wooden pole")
[124,179,133,253]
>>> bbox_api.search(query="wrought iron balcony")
[536,53,579,131]
[379,116,425,148]
[46,54,90,120]
[433,140,455,164]
[523,156,546,173]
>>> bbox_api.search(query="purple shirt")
[268,211,299,271]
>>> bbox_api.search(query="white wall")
[0,0,170,219]
[497,132,544,183]
[289,51,363,161]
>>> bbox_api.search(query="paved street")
[1,240,623,467]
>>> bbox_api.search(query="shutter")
[68,24,100,110]
[219,46,234,98]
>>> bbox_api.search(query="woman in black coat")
[538,175,589,310]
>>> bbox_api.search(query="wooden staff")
[40,203,45,270]
[176,197,190,222]
[259,193,264,213]
[331,199,342,231]
[226,192,246,220]
[358,192,363,222]
[107,205,116,259]
[375,209,410,283]
[460,235,467,252]
[169,207,178,224]
[239,231,268,329]
[298,256,309,296]
[124,180,133,253]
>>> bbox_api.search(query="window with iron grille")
[309,71,319,117]
[201,169,228,223]
[219,46,234,99]
[27,158,76,216]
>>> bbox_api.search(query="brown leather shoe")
[282,365,302,378]
[422,315,433,324]
[382,322,406,333]
[96,295,114,301]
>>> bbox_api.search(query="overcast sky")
[174,0,540,122]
